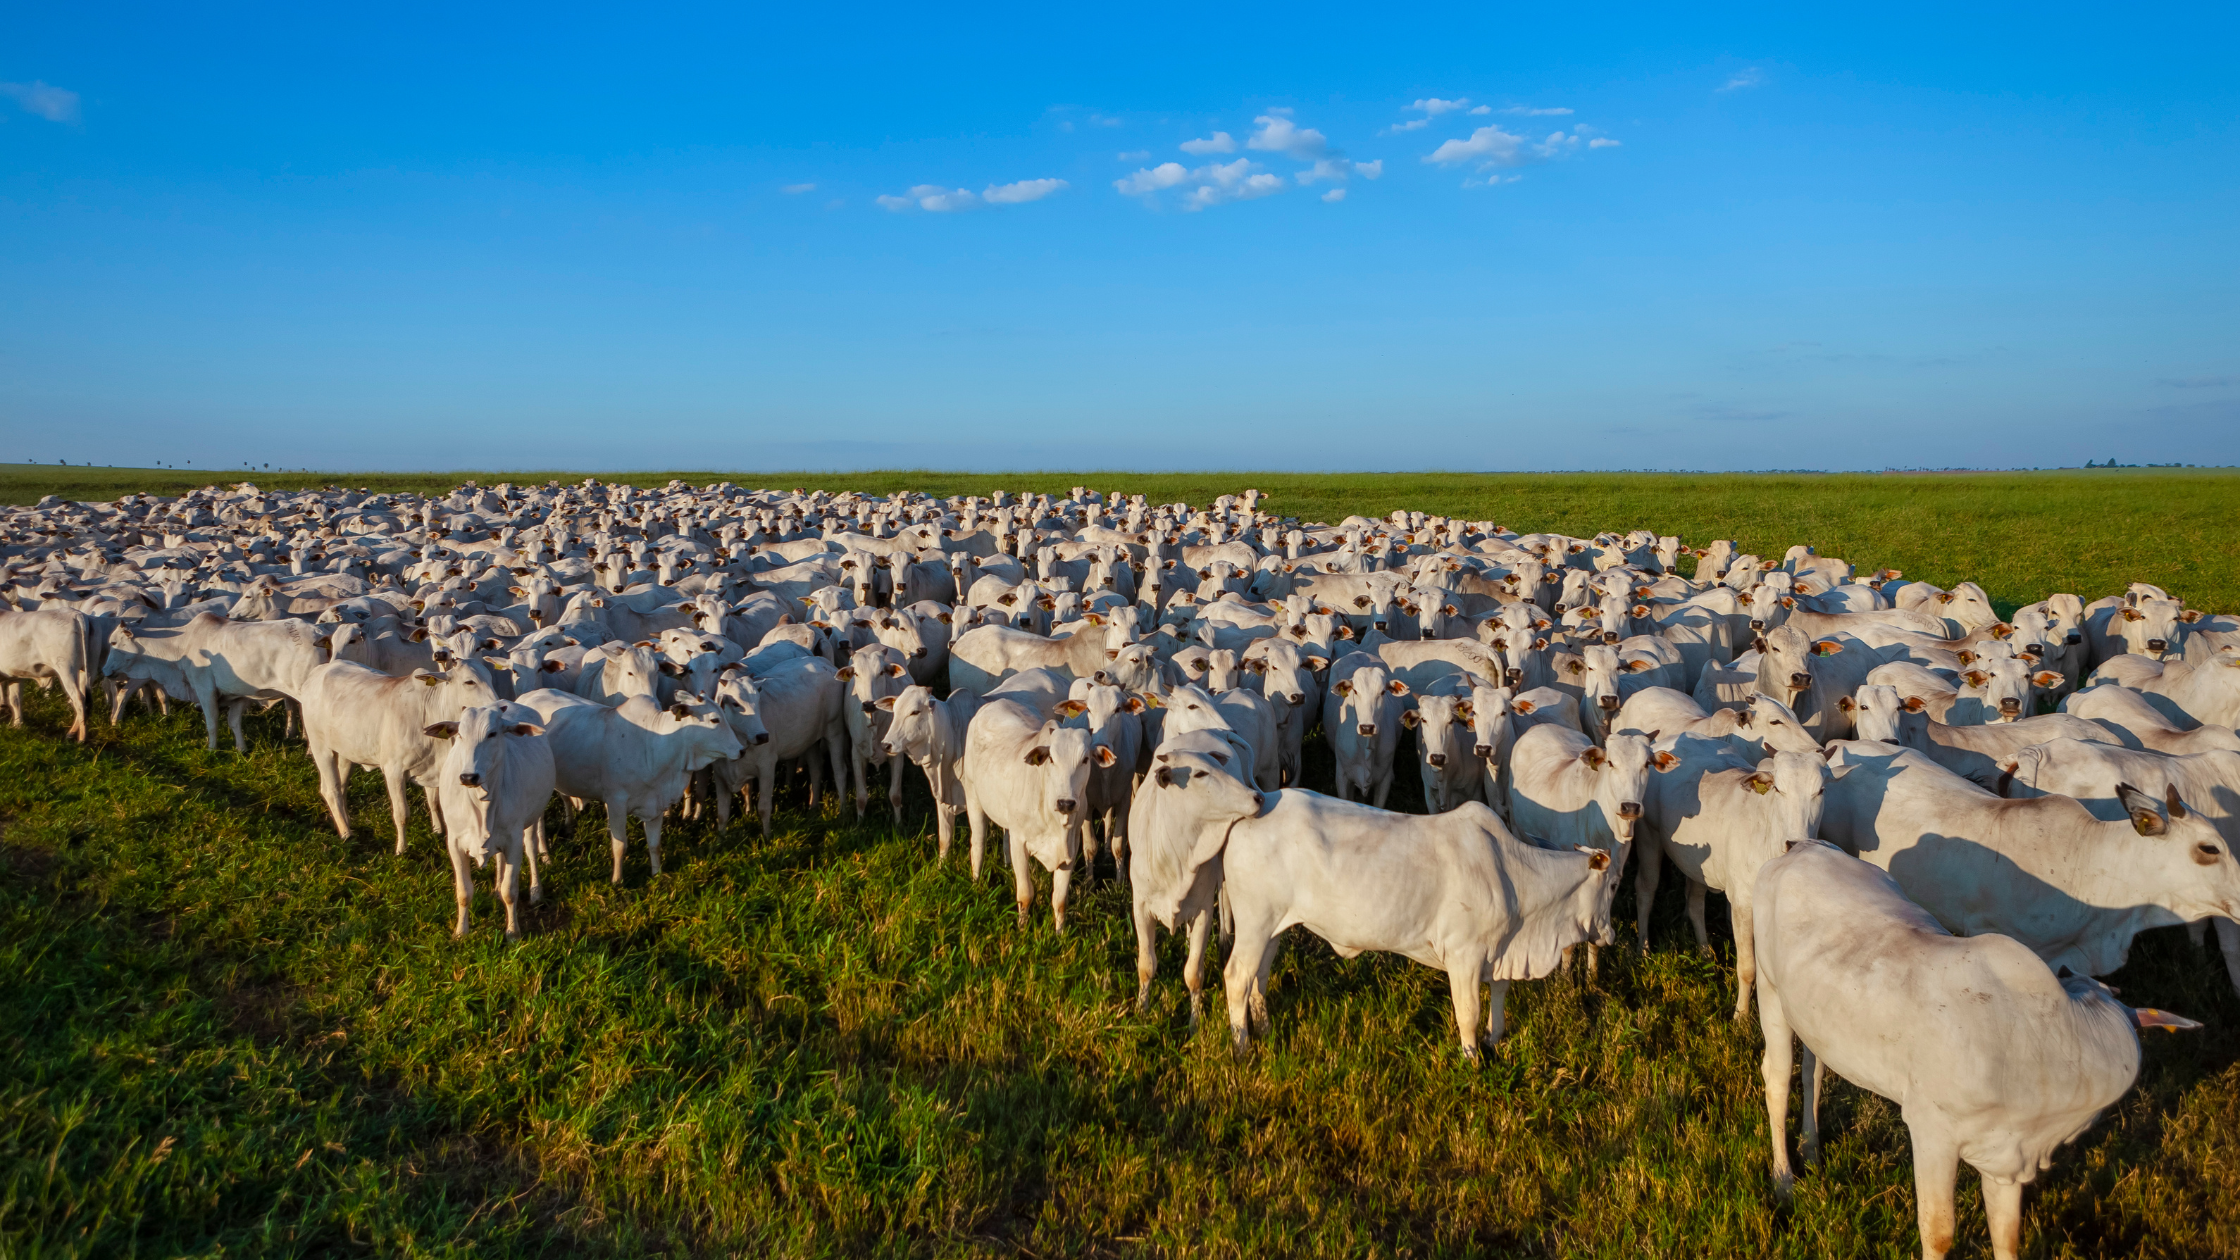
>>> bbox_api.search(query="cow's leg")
[1110,796,1131,883]
[310,742,353,839]
[888,755,905,826]
[381,766,413,855]
[1982,1171,2023,1260]
[1050,833,1078,932]
[850,745,869,819]
[605,797,630,883]
[712,769,733,829]
[1009,832,1034,928]
[1182,907,1216,1027]
[824,735,848,813]
[966,794,989,881]
[1758,980,1797,1197]
[1220,923,1273,1053]
[642,809,664,877]
[1633,838,1663,954]
[1907,1122,1960,1260]
[227,698,249,753]
[1730,891,1758,1022]
[934,801,954,860]
[59,672,88,742]
[1484,978,1513,1046]
[449,843,474,938]
[523,823,544,905]
[1132,900,1161,1013]
[495,845,521,941]
[2,680,19,727]
[421,778,446,837]
[1447,960,1485,1061]
[1685,879,1711,955]
[193,681,221,749]
[1801,1044,1826,1166]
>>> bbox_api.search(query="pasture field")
[4,466,2239,1258]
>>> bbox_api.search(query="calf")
[1129,736,1261,1023]
[1507,727,1665,973]
[837,642,912,822]
[1755,838,2198,1260]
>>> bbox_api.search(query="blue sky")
[3,3,2235,472]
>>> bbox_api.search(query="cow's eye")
[2201,844,2224,858]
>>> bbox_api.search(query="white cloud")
[912,184,977,212]
[1116,149,1150,161]
[1425,125,1527,168]
[1,80,80,123]
[1719,68,1764,92]
[781,182,816,194]
[1468,105,1491,115]
[1179,131,1236,155]
[1384,118,1430,133]
[1409,97,1472,116]
[1322,188,1346,203]
[982,177,1068,204]
[1089,112,1124,127]
[1114,162,1191,195]
[1500,105,1574,117]
[1186,160,1284,209]
[1247,113,1329,160]
[1356,159,1382,179]
[1588,137,1621,149]
[879,178,1068,211]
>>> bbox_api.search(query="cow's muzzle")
[1617,801,1642,820]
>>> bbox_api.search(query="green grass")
[6,466,2240,1256]
[8,464,2237,614]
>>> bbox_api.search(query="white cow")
[1822,741,2240,975]
[2060,683,2240,756]
[1507,727,1665,973]
[513,688,744,882]
[1636,741,1840,1018]
[709,656,847,837]
[1754,838,2198,1260]
[0,608,92,741]
[1324,654,1411,806]
[957,667,1111,929]
[1128,737,1266,1024]
[1214,791,1617,1058]
[426,703,555,940]
[879,684,979,858]
[299,660,502,853]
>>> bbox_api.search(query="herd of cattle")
[4,478,2237,1259]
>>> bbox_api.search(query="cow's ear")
[1336,625,1355,640]
[1580,746,1606,770]
[423,721,459,739]
[1154,766,1179,787]
[2181,609,2203,623]
[1095,745,1118,767]
[1811,640,1843,657]
[1387,679,1410,696]
[658,660,683,676]
[1330,679,1353,696]
[886,663,908,677]
[1747,772,1773,795]
[2123,608,2143,622]
[510,722,543,737]
[1836,696,1856,713]
[2116,782,2168,835]
[1901,695,1926,713]
[1962,669,1990,688]
[1399,709,1421,728]
[1653,750,1680,771]
[410,627,429,642]
[1565,659,1585,676]
[1955,649,1977,665]
[1023,746,1051,766]
[1991,622,2014,639]
[2033,670,2064,689]
[874,695,898,711]
[415,671,439,687]
[1122,696,1146,714]
[834,666,855,679]
[1055,699,1087,717]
